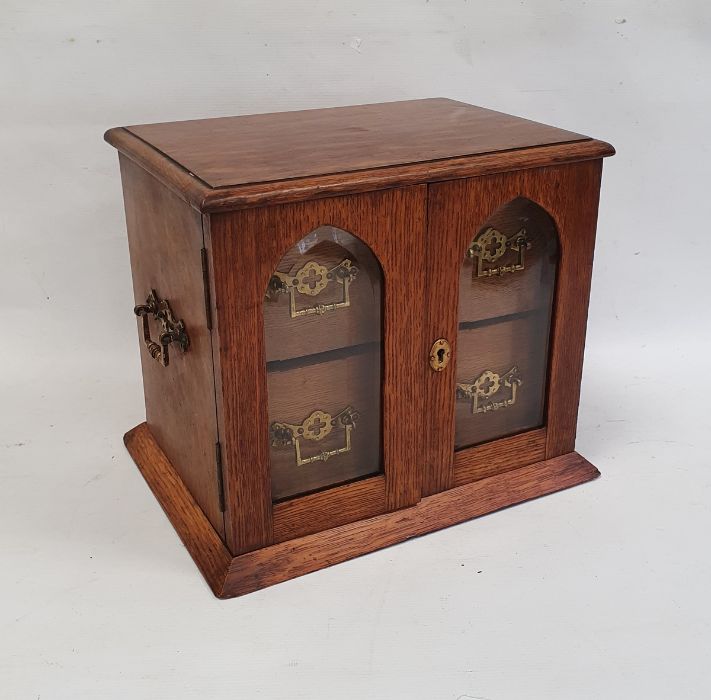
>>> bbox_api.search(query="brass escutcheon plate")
[429,338,451,372]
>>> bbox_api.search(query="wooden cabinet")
[106,98,614,598]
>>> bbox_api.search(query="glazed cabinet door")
[209,187,427,554]
[423,161,603,494]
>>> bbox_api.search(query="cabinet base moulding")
[124,422,600,599]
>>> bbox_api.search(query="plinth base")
[124,423,600,599]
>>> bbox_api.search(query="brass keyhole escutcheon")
[429,338,451,372]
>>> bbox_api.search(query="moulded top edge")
[119,99,593,189]
[104,100,614,212]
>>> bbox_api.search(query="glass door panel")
[455,197,558,450]
[264,226,383,501]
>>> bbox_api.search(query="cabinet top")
[105,98,614,212]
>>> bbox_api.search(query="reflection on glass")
[264,226,383,501]
[455,198,558,450]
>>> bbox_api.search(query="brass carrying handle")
[456,366,522,414]
[467,227,531,277]
[270,406,358,467]
[134,290,189,367]
[265,259,358,319]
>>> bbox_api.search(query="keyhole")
[429,338,451,372]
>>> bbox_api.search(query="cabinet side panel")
[119,155,224,538]
[544,159,603,457]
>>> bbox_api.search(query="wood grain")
[272,475,386,543]
[420,180,461,496]
[457,196,558,324]
[207,187,427,554]
[221,449,600,598]
[425,161,604,492]
[452,428,547,486]
[263,227,382,362]
[543,160,604,458]
[110,100,613,594]
[125,98,588,188]
[124,423,231,597]
[267,347,381,501]
[107,126,614,214]
[106,127,210,210]
[119,156,224,537]
[125,421,599,599]
[455,315,548,449]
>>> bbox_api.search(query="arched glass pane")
[455,198,558,450]
[264,226,383,501]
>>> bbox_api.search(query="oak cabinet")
[106,98,614,598]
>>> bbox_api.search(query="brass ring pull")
[270,406,358,467]
[265,258,358,319]
[457,366,521,414]
[134,290,189,367]
[467,227,531,277]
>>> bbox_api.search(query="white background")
[2,1,710,698]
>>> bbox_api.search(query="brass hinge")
[201,247,212,330]
[215,440,225,512]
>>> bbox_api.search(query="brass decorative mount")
[134,290,189,368]
[265,259,358,318]
[429,338,451,371]
[467,227,531,277]
[270,406,359,467]
[456,366,522,414]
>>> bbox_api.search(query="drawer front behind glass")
[455,196,558,450]
[264,226,382,363]
[264,226,383,502]
[458,197,557,325]
[455,315,550,450]
[267,347,381,501]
